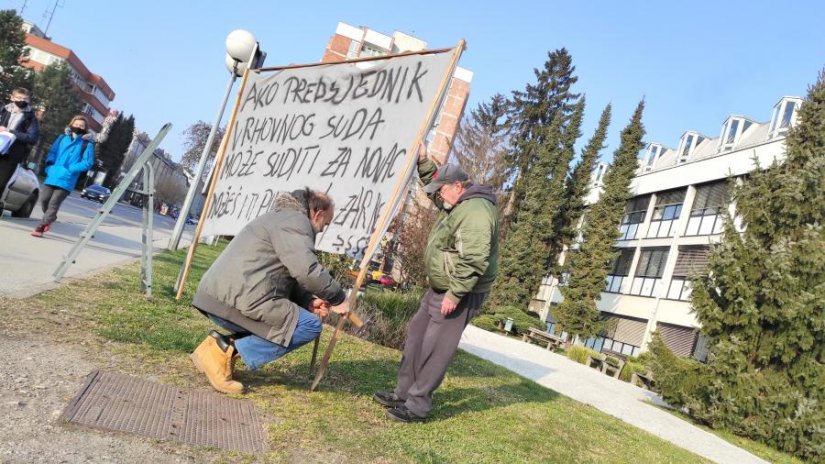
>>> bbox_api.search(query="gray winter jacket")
[192,190,346,345]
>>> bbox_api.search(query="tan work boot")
[190,335,244,394]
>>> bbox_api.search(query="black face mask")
[70,127,87,135]
[13,101,28,109]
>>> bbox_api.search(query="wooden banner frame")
[310,40,466,391]
[172,40,467,390]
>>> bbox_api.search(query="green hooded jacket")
[418,158,500,303]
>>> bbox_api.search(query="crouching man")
[191,188,349,393]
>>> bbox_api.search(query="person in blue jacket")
[32,115,95,237]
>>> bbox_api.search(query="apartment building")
[20,22,115,132]
[536,95,803,360]
[322,21,472,165]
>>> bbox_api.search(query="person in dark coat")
[0,88,40,210]
[191,188,349,393]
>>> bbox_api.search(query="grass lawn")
[0,244,711,463]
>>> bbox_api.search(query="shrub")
[471,314,499,332]
[472,305,544,335]
[345,287,423,350]
[619,358,649,383]
[567,345,602,364]
[647,334,712,408]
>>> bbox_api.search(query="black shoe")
[373,390,405,408]
[386,405,426,422]
[208,330,232,352]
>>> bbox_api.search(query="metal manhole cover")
[62,370,267,453]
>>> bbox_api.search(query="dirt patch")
[0,333,211,463]
[0,286,263,463]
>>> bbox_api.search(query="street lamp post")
[167,29,265,250]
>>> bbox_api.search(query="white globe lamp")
[225,29,257,62]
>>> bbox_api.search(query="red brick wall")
[322,34,352,63]
[428,78,470,165]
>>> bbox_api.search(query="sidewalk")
[0,198,193,298]
[458,325,767,464]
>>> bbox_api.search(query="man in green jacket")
[374,144,499,422]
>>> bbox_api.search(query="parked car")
[185,216,198,225]
[377,274,396,288]
[80,184,111,203]
[0,162,40,218]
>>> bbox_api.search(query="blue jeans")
[209,308,322,371]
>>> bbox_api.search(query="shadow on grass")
[233,358,559,421]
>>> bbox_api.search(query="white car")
[0,162,40,218]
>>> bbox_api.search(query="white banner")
[201,51,454,258]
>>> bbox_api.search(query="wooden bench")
[522,327,564,350]
[584,350,625,378]
[631,372,656,391]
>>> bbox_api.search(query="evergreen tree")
[486,50,583,312]
[503,49,581,228]
[651,72,825,461]
[488,100,584,311]
[555,101,645,338]
[31,61,83,161]
[542,98,585,270]
[98,113,135,188]
[0,10,32,97]
[452,94,510,191]
[551,104,612,271]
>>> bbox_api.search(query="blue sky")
[7,0,825,163]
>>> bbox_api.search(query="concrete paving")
[459,325,767,464]
[0,192,194,298]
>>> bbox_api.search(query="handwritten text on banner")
[201,52,452,258]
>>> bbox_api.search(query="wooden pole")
[174,67,253,300]
[310,40,467,391]
[257,47,453,73]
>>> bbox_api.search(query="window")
[594,163,607,184]
[681,134,694,159]
[619,195,650,240]
[667,246,709,300]
[584,314,645,356]
[630,247,669,297]
[781,101,796,129]
[605,248,635,293]
[647,189,685,238]
[725,119,739,145]
[644,144,662,171]
[769,98,801,139]
[360,43,386,57]
[346,40,362,59]
[685,181,729,236]
[677,132,704,163]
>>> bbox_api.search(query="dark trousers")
[394,289,487,417]
[0,156,18,203]
[39,185,71,226]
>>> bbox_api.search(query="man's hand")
[310,298,330,318]
[0,126,7,132]
[440,297,458,316]
[330,301,350,315]
[418,141,427,163]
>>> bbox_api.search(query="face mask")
[13,101,28,109]
[71,127,87,135]
[442,201,453,210]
